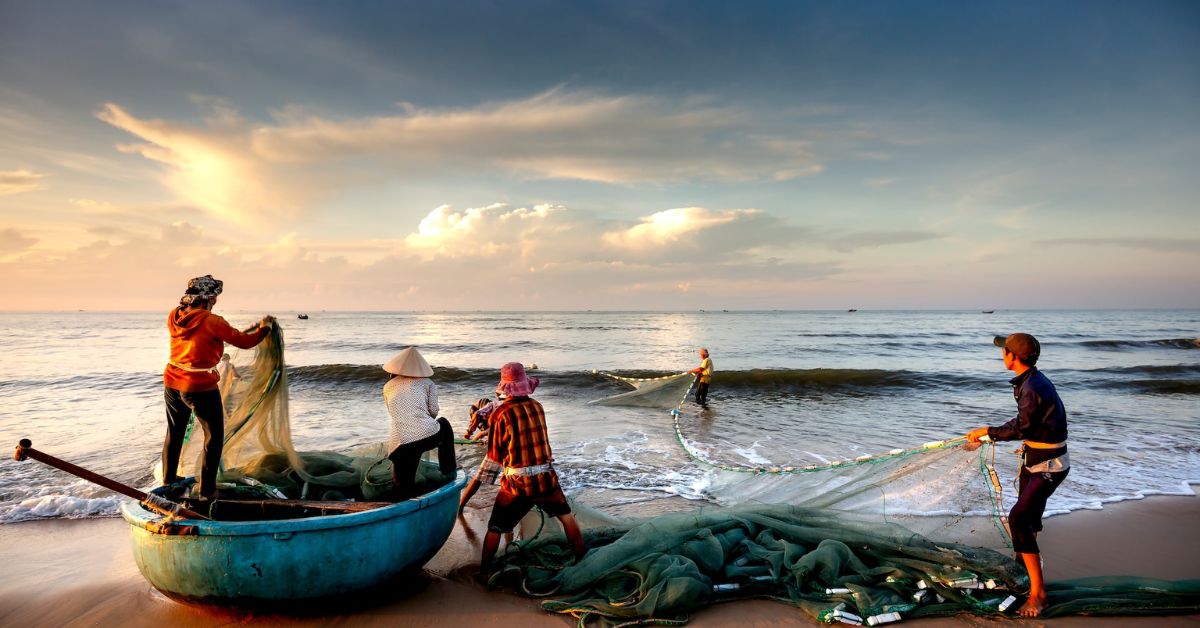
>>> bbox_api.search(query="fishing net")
[492,503,1200,627]
[589,372,696,408]
[169,325,448,500]
[489,371,1200,625]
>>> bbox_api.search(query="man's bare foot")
[1018,594,1046,617]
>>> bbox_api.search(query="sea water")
[1,310,1197,523]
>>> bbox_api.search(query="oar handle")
[14,439,209,521]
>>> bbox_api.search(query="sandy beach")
[2,487,1197,628]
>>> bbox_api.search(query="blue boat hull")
[120,471,466,604]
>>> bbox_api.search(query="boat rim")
[121,470,466,536]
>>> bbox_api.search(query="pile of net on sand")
[484,372,1200,626]
[491,503,1200,626]
[169,324,447,501]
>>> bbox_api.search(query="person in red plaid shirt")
[480,362,586,570]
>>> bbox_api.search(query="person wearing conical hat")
[384,347,456,498]
[480,362,585,570]
[162,275,275,500]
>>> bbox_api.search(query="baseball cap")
[993,333,1040,364]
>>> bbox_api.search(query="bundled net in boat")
[170,325,446,500]
[588,372,696,408]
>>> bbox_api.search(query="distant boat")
[848,309,858,313]
[981,310,995,314]
[297,314,309,320]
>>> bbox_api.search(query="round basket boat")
[120,470,467,605]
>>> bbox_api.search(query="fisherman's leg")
[387,442,423,498]
[188,389,225,499]
[1008,468,1042,556]
[557,514,586,559]
[483,489,533,568]
[480,530,503,572]
[162,387,191,485]
[1009,468,1067,617]
[536,487,585,559]
[1017,551,1047,618]
[434,417,457,475]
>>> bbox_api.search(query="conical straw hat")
[383,347,434,377]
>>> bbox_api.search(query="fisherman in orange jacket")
[162,275,274,499]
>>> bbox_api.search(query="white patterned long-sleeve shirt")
[384,376,441,451]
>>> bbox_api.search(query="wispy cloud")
[0,169,47,195]
[1039,237,1200,254]
[253,88,826,183]
[96,89,834,221]
[828,230,943,253]
[864,177,900,187]
[0,228,39,255]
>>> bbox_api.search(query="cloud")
[97,89,832,220]
[0,169,46,195]
[602,207,745,247]
[0,228,38,255]
[253,88,825,183]
[600,206,814,265]
[864,177,899,187]
[828,230,944,253]
[0,200,844,309]
[1038,237,1200,254]
[405,203,572,260]
[96,103,312,223]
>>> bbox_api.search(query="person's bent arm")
[459,472,483,514]
[427,382,440,419]
[209,314,272,349]
[987,386,1039,441]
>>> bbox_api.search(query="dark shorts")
[1009,466,1069,554]
[487,486,572,533]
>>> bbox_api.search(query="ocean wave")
[1119,380,1200,395]
[1077,338,1200,350]
[286,364,991,393]
[297,338,544,353]
[280,363,1200,395]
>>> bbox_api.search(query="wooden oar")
[13,438,209,521]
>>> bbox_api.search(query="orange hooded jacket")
[163,307,267,392]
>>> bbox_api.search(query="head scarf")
[180,274,223,307]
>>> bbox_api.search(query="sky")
[1,0,1197,311]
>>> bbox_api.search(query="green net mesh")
[589,372,697,408]
[492,503,1200,626]
[489,373,1200,625]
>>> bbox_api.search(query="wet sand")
[2,488,1197,627]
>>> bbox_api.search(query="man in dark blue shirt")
[967,332,1069,618]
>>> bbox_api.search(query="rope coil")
[141,492,184,522]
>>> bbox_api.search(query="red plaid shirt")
[486,396,561,496]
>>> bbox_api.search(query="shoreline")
[1,490,1198,627]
